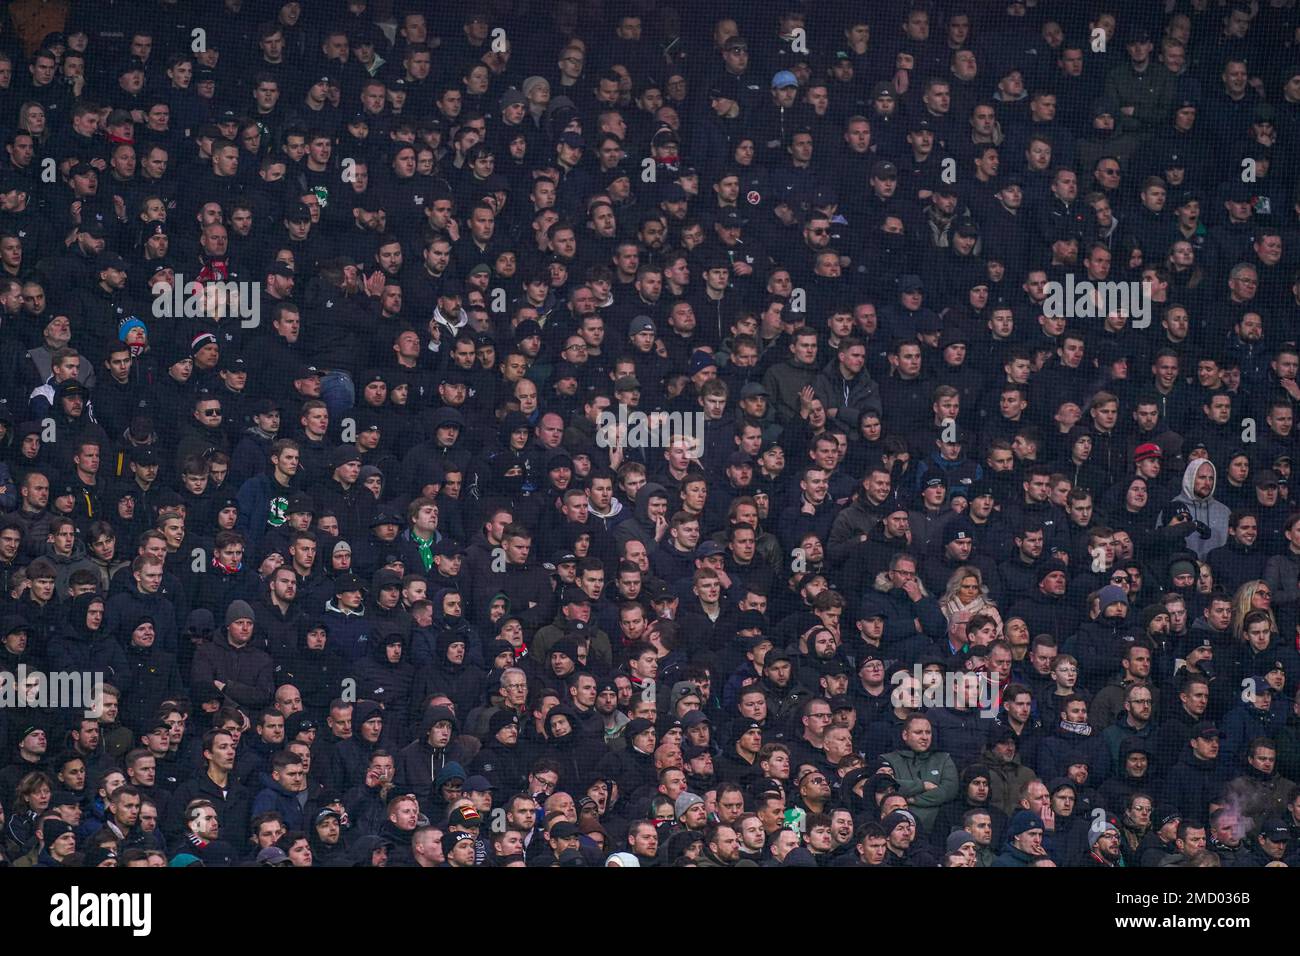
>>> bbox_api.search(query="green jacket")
[882,747,958,830]
[982,747,1037,818]
[1102,62,1177,134]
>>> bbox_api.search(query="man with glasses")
[861,553,947,665]
[1093,637,1161,736]
[789,698,834,769]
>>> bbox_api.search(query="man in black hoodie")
[353,624,415,737]
[319,698,385,795]
[411,623,484,719]
[470,523,553,631]
[395,705,465,803]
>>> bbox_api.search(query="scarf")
[1060,719,1093,736]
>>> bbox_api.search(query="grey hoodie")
[1168,459,1228,559]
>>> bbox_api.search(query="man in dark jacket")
[1161,721,1230,821]
[190,600,275,711]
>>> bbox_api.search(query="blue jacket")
[1220,700,1285,763]
[251,774,308,832]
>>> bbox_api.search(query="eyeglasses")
[199,409,222,417]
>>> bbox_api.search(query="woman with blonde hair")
[940,565,1000,624]
[1230,580,1277,642]
[17,100,47,145]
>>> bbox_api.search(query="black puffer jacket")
[45,593,129,688]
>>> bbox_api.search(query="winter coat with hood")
[537,706,606,795]
[45,593,128,688]
[104,580,178,654]
[982,745,1038,817]
[411,621,486,718]
[612,481,668,556]
[276,617,349,723]
[353,622,416,719]
[118,613,184,732]
[409,592,480,668]
[320,700,386,794]
[190,625,275,710]
[322,597,370,661]
[1164,459,1229,560]
[395,705,472,800]
[250,771,309,832]
[812,356,882,430]
[1099,475,1190,559]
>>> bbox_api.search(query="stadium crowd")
[1,0,1300,869]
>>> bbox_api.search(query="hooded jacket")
[612,482,668,556]
[105,580,179,654]
[1167,459,1229,559]
[250,771,309,832]
[813,356,882,429]
[982,745,1038,817]
[396,705,470,800]
[118,613,184,732]
[45,593,129,687]
[277,617,350,722]
[321,700,386,794]
[354,622,416,720]
[410,614,486,718]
